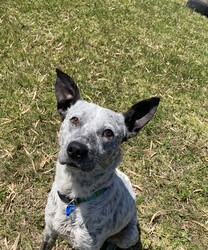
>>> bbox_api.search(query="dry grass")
[0,0,208,249]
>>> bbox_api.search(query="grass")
[0,0,207,249]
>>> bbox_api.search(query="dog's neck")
[54,158,120,199]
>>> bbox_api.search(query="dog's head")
[55,69,160,173]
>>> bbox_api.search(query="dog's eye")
[102,129,114,139]
[70,117,79,126]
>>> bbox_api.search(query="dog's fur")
[41,69,160,250]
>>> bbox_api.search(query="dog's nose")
[67,141,88,160]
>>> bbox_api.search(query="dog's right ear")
[55,69,81,119]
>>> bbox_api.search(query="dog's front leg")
[41,225,57,250]
[107,213,140,249]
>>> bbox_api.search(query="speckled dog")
[41,69,160,250]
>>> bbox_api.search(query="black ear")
[55,69,81,118]
[123,97,160,139]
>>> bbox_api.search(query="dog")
[41,69,160,250]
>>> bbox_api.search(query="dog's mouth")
[69,161,78,168]
[59,158,79,169]
[59,158,95,173]
[66,161,83,171]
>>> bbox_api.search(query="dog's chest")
[49,172,136,248]
[53,189,134,245]
[53,201,115,249]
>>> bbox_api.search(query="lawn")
[0,0,207,249]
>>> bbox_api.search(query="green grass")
[0,0,207,249]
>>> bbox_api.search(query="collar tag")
[66,200,75,216]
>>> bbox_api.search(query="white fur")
[44,166,138,249]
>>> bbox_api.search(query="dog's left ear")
[123,97,160,139]
[55,69,81,119]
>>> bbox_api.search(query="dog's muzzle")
[67,141,88,161]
